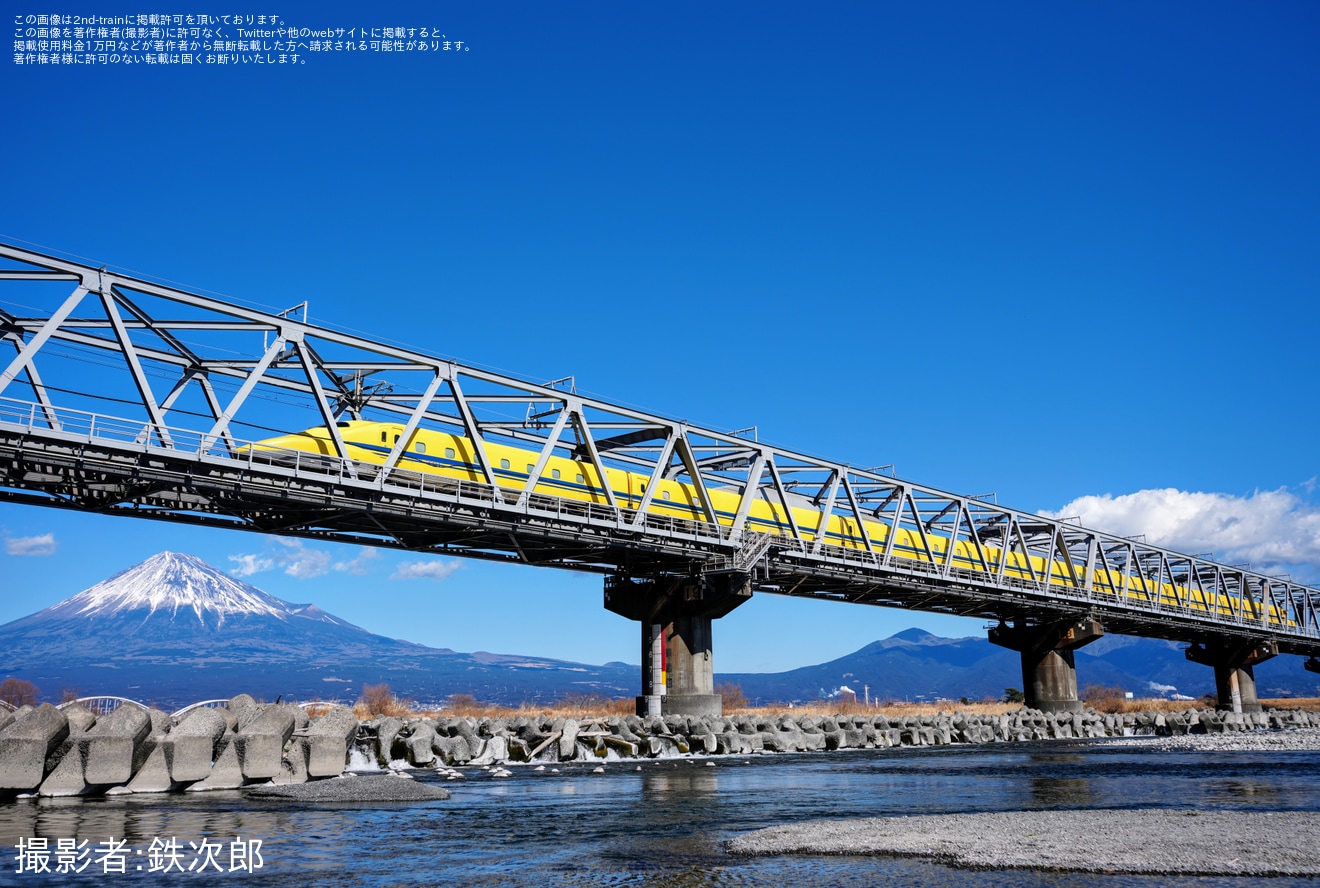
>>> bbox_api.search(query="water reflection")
[1206,780,1281,805]
[644,770,719,796]
[2,743,1320,886]
[1021,752,1093,807]
[1028,777,1092,807]
[1026,752,1087,770]
[0,793,304,846]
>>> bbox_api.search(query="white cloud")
[391,559,462,582]
[333,549,380,576]
[282,548,332,579]
[227,553,274,577]
[1042,487,1320,575]
[5,533,57,556]
[228,539,374,580]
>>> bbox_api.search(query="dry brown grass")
[716,681,748,710]
[1078,685,1211,714]
[0,678,39,708]
[440,693,500,718]
[721,700,1020,718]
[426,697,1020,720]
[349,686,1320,722]
[1261,697,1320,712]
[1078,688,1320,715]
[352,683,415,719]
[529,693,635,718]
[434,693,634,720]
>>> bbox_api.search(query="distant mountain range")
[0,552,635,708]
[719,627,1320,705]
[2,552,1318,708]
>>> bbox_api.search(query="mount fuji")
[0,552,638,708]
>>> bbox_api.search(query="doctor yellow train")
[251,420,1294,628]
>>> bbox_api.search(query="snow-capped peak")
[50,551,294,624]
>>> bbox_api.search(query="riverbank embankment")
[4,697,1320,799]
[361,705,1320,767]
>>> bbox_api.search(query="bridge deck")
[2,397,1317,656]
[2,240,1318,659]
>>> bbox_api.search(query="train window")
[381,432,387,443]
[576,474,585,484]
[662,491,671,500]
[527,464,535,473]
[394,435,400,444]
[416,442,426,454]
[551,468,561,479]
[445,448,455,459]
[500,458,510,470]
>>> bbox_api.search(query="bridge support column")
[1185,641,1277,713]
[605,571,751,718]
[989,618,1104,713]
[638,622,665,716]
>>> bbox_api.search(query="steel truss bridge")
[2,242,1319,712]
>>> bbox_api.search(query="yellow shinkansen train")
[252,421,1294,628]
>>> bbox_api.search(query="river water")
[3,736,1319,886]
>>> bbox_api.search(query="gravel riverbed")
[1102,726,1320,752]
[728,727,1320,875]
[728,809,1320,875]
[246,773,451,802]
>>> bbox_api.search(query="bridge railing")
[58,696,151,716]
[0,395,732,548]
[751,525,1317,639]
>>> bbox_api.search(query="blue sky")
[3,2,1319,676]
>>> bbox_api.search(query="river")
[3,735,1318,885]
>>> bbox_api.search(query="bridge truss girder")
[2,242,1319,657]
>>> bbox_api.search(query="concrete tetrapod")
[305,707,358,778]
[275,737,310,785]
[403,721,437,766]
[374,716,405,765]
[63,703,97,733]
[38,736,89,797]
[126,709,197,794]
[187,735,245,791]
[8,699,1320,796]
[224,694,259,731]
[0,704,69,790]
[558,719,579,760]
[125,744,180,794]
[83,704,153,786]
[32,704,97,797]
[233,704,297,780]
[161,707,227,783]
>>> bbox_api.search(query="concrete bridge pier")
[1185,641,1277,713]
[989,618,1104,713]
[605,571,752,718]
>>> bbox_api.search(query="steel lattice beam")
[2,241,1320,655]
